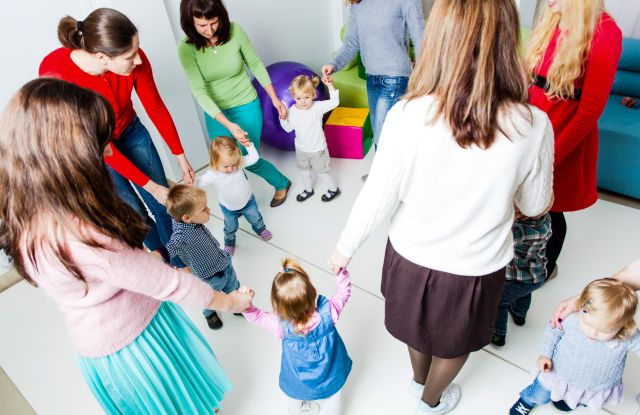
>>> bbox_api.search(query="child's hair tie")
[280,267,291,273]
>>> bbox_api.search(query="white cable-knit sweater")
[337,95,554,276]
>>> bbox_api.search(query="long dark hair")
[57,8,137,57]
[180,0,231,51]
[405,0,530,149]
[0,78,147,285]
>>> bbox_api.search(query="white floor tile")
[1,146,639,415]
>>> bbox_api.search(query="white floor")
[1,145,640,415]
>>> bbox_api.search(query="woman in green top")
[178,0,291,207]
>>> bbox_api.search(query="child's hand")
[238,136,252,148]
[537,356,552,373]
[321,64,334,84]
[279,107,288,121]
[322,76,335,90]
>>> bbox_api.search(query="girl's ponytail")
[57,16,84,50]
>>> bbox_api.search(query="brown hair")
[289,75,320,99]
[346,0,362,4]
[166,184,207,221]
[209,136,242,170]
[0,78,147,285]
[57,8,138,57]
[271,259,317,329]
[405,0,530,149]
[180,0,232,51]
[577,278,638,340]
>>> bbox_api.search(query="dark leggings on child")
[545,212,567,276]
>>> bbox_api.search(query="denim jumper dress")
[279,295,352,400]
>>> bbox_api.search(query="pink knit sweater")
[22,228,214,358]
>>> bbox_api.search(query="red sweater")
[39,48,184,186]
[528,13,622,212]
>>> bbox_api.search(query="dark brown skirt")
[381,240,505,358]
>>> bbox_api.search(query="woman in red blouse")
[40,8,196,267]
[525,0,622,277]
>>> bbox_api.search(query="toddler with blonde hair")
[280,75,341,202]
[510,278,640,414]
[196,136,272,255]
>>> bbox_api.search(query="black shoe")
[296,189,314,202]
[270,181,291,207]
[508,307,526,326]
[206,312,223,330]
[321,188,341,202]
[510,398,534,415]
[552,400,574,412]
[233,313,244,317]
[491,334,506,347]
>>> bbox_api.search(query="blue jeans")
[107,117,184,268]
[494,279,545,336]
[203,260,240,318]
[366,75,409,146]
[219,195,265,247]
[520,378,551,407]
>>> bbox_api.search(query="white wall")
[606,0,640,38]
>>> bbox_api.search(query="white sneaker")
[288,400,321,415]
[410,379,425,399]
[415,384,461,414]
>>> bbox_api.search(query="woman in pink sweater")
[0,78,252,414]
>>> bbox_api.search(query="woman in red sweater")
[39,8,195,267]
[525,0,622,277]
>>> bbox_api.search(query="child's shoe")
[510,398,534,415]
[491,333,506,346]
[415,384,460,414]
[551,400,573,412]
[206,311,223,330]
[259,229,272,241]
[410,379,425,399]
[223,245,235,256]
[321,188,341,202]
[296,189,314,202]
[508,307,526,326]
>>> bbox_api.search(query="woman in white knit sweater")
[328,1,554,414]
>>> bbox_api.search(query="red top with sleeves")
[528,13,622,212]
[39,48,185,187]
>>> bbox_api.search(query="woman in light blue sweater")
[321,0,424,179]
[511,278,639,414]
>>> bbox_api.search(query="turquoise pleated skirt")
[76,302,232,414]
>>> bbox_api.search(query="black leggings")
[546,211,567,275]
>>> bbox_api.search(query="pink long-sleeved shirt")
[243,271,351,339]
[22,226,214,358]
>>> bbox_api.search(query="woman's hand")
[328,248,351,275]
[272,98,287,120]
[537,356,552,373]
[238,136,252,147]
[143,181,169,205]
[227,122,249,141]
[321,64,335,84]
[227,288,254,313]
[551,295,579,329]
[176,154,195,185]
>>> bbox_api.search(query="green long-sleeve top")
[177,22,272,117]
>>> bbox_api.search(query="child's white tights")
[287,389,342,415]
[300,170,338,193]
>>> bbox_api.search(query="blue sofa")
[597,37,640,199]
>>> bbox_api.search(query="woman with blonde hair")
[525,0,622,278]
[0,78,252,413]
[329,0,554,413]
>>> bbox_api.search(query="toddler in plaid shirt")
[491,213,552,346]
[165,184,240,330]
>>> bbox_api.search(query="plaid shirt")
[506,214,552,284]
[166,220,229,280]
